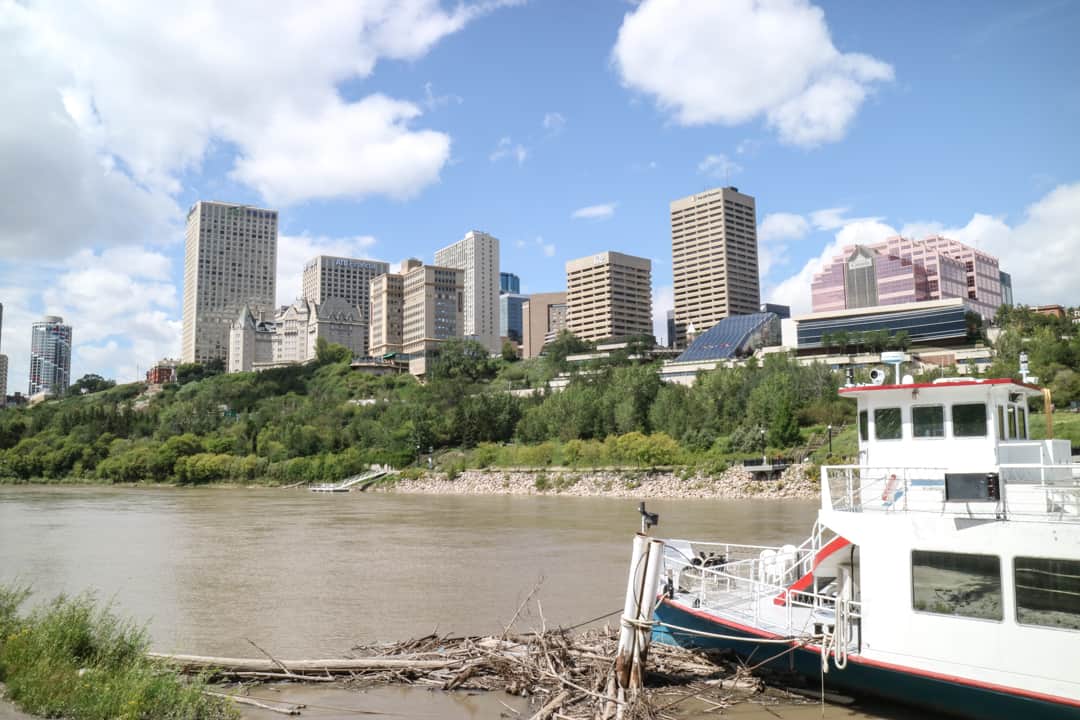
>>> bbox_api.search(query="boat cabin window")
[874,407,902,440]
[858,410,868,442]
[997,406,1006,439]
[1015,557,1080,631]
[951,403,988,438]
[912,550,1001,621]
[1017,407,1027,439]
[1008,406,1018,439]
[912,405,945,438]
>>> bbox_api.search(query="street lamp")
[759,427,766,465]
[827,424,833,456]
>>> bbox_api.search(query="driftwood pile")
[151,626,796,719]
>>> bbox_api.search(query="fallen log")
[149,653,460,673]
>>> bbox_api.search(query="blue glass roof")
[676,312,777,362]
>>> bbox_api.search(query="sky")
[2,0,1079,388]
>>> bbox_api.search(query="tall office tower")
[28,315,72,396]
[666,310,676,348]
[521,292,567,358]
[369,259,422,357]
[670,186,760,347]
[402,263,464,376]
[182,200,278,364]
[1000,271,1013,307]
[302,255,389,325]
[565,251,652,343]
[0,354,7,407]
[500,272,520,295]
[434,231,500,353]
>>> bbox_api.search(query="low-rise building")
[145,359,179,385]
[521,292,568,358]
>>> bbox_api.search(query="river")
[0,487,918,719]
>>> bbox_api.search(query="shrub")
[0,586,236,719]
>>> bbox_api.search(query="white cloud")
[612,0,893,147]
[490,137,528,165]
[276,234,380,306]
[809,207,884,230]
[5,0,509,216]
[422,81,463,110]
[231,95,452,205]
[697,153,742,180]
[571,203,617,220]
[759,213,810,244]
[542,112,566,134]
[652,285,673,346]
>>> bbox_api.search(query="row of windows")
[912,551,1080,631]
[858,403,989,441]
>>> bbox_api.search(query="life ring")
[881,474,899,502]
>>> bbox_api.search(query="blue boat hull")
[653,598,1080,720]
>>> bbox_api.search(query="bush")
[0,586,236,719]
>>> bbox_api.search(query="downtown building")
[670,186,760,347]
[810,235,1006,320]
[29,315,72,396]
[521,292,568,358]
[435,231,500,353]
[0,303,6,405]
[302,255,389,355]
[181,201,278,365]
[565,252,652,343]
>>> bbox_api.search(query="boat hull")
[653,598,1080,720]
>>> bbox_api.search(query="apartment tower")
[670,186,760,347]
[434,231,500,353]
[29,315,72,396]
[565,252,652,342]
[182,201,278,364]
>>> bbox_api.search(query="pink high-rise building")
[810,236,1004,319]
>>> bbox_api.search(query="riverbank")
[379,462,819,500]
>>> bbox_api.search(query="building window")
[952,403,987,437]
[1015,556,1080,631]
[912,405,945,438]
[912,550,1001,620]
[874,407,902,440]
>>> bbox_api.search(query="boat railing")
[661,541,861,646]
[821,464,1080,521]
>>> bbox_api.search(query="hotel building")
[302,255,389,355]
[182,201,277,364]
[565,252,652,343]
[670,186,759,347]
[435,231,500,353]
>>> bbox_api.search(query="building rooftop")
[675,312,777,362]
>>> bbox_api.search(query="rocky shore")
[378,462,820,500]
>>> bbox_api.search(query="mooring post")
[629,537,665,688]
[616,533,648,691]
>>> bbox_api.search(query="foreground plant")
[0,585,237,720]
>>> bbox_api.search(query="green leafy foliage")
[0,585,236,719]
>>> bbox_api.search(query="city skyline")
[1,1,1078,384]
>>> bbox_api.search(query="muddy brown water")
[0,487,923,719]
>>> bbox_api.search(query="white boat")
[651,377,1080,719]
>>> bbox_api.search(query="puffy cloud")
[697,154,742,180]
[759,213,810,244]
[571,203,617,220]
[490,136,528,165]
[534,236,556,258]
[276,234,380,306]
[4,0,507,227]
[612,0,893,147]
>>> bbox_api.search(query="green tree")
[67,374,116,396]
[428,339,496,383]
[315,338,353,365]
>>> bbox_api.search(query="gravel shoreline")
[377,463,820,500]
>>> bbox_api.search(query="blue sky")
[2,0,1079,387]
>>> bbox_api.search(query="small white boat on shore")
[650,376,1080,719]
